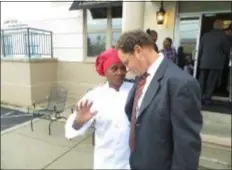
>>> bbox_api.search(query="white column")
[122,1,145,32]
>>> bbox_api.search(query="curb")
[201,134,231,148]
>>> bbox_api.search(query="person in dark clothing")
[116,30,202,170]
[225,23,232,39]
[177,46,186,69]
[198,20,231,105]
[225,23,232,102]
[218,23,232,96]
[184,55,194,75]
[146,28,159,52]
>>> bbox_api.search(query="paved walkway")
[1,106,33,131]
[1,119,94,169]
[1,104,231,169]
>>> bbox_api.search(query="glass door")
[177,16,203,78]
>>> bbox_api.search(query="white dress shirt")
[136,53,164,118]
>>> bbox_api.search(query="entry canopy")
[69,0,122,18]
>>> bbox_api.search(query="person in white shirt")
[65,48,133,169]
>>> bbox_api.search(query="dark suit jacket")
[125,58,203,170]
[199,29,230,70]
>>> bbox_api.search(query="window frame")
[83,7,122,62]
[111,30,121,47]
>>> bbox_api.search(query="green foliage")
[87,35,106,57]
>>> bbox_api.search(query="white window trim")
[83,7,122,62]
[111,30,121,47]
[112,28,121,32]
[106,7,112,49]
[87,30,108,34]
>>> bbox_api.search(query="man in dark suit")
[225,23,232,102]
[116,30,202,170]
[198,20,230,105]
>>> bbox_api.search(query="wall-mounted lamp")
[156,1,166,25]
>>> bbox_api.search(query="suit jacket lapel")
[137,58,169,119]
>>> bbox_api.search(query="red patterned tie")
[129,72,149,151]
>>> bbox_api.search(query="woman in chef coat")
[65,48,133,169]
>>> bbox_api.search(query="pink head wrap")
[95,48,121,76]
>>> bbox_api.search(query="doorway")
[195,12,231,98]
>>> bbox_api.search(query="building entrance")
[195,13,231,100]
[177,11,232,113]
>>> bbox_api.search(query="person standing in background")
[146,28,159,53]
[177,46,186,69]
[184,55,194,75]
[198,20,230,105]
[224,23,232,102]
[161,37,177,63]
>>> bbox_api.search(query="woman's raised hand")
[75,100,97,125]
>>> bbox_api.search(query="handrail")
[1,27,53,58]
[1,27,52,33]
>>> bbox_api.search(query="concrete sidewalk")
[1,104,231,169]
[1,119,94,169]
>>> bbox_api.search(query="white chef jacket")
[65,81,133,169]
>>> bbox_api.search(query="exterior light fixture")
[156,1,166,25]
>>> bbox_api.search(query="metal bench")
[30,86,68,135]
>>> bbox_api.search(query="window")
[86,9,107,57]
[112,18,122,47]
[178,18,200,56]
[112,31,121,47]
[87,33,106,56]
[85,7,122,57]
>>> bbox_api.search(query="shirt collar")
[105,81,127,92]
[147,53,164,77]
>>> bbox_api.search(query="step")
[200,135,231,169]
[202,111,231,139]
